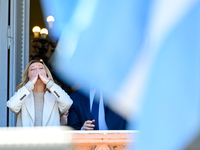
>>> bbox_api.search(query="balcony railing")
[0,127,137,150]
[69,130,137,150]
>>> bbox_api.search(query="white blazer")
[7,83,73,127]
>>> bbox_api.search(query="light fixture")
[32,26,48,39]
[47,15,55,28]
[47,15,55,22]
[32,26,41,38]
[31,25,55,63]
[40,28,48,39]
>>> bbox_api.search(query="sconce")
[32,26,41,38]
[32,26,48,39]
[31,21,56,64]
[40,28,48,39]
[47,15,55,28]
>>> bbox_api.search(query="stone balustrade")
[0,127,137,150]
[69,130,138,150]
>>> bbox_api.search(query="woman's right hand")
[29,72,38,85]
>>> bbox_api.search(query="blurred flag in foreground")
[40,0,200,149]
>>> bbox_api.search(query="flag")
[40,0,200,149]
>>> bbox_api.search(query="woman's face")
[28,62,47,80]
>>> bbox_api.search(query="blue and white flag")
[40,0,200,149]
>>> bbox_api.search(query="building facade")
[0,0,30,127]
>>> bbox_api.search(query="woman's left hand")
[38,72,51,84]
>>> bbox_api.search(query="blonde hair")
[17,60,54,90]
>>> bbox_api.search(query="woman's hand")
[38,72,51,84]
[29,72,39,85]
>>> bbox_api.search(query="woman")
[7,60,73,127]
